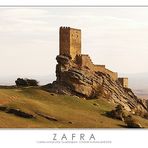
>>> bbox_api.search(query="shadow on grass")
[117,124,127,128]
[101,112,128,128]
[101,112,119,120]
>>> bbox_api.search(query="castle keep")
[60,27,81,60]
[59,26,128,87]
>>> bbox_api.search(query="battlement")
[60,26,70,29]
[60,26,81,31]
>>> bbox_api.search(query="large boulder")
[106,105,128,121]
[124,115,143,128]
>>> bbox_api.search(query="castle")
[59,26,128,87]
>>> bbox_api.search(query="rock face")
[124,115,143,128]
[106,105,128,121]
[49,55,148,113]
[107,106,143,128]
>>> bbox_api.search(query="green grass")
[0,87,147,128]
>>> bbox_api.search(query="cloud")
[0,8,54,33]
[1,8,148,33]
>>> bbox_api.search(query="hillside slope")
[0,87,148,128]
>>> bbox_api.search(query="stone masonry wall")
[70,28,81,60]
[76,54,118,80]
[59,27,70,57]
[118,78,128,88]
[59,27,81,60]
[94,65,118,80]
[94,65,106,73]
[76,54,94,70]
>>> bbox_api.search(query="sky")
[0,7,148,85]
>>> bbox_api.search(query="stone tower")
[118,77,128,88]
[59,27,81,60]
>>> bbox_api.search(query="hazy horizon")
[1,72,148,91]
[0,7,148,89]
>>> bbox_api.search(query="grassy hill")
[0,87,148,128]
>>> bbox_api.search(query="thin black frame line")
[0,5,148,7]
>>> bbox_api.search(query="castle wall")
[76,54,94,70]
[94,65,118,80]
[105,69,118,81]
[94,65,106,73]
[77,55,118,80]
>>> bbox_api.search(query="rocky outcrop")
[47,55,148,114]
[0,105,35,119]
[106,105,128,121]
[107,105,143,128]
[124,115,143,128]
